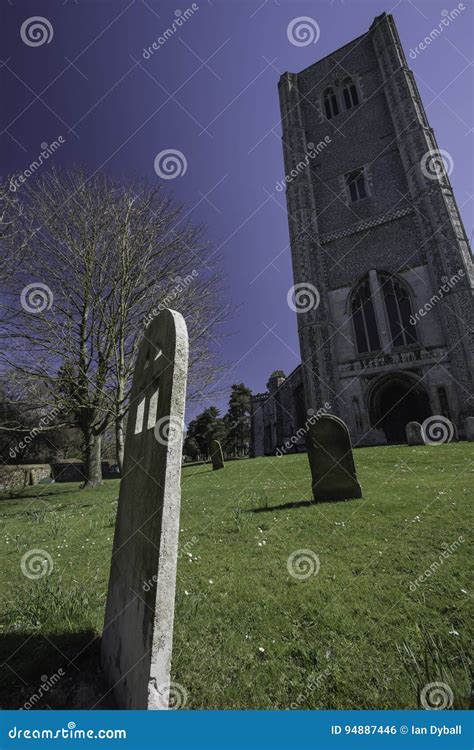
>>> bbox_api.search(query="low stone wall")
[51,461,85,483]
[51,461,113,482]
[0,464,51,492]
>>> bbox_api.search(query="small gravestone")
[465,417,474,441]
[406,421,423,445]
[101,309,188,710]
[210,439,224,470]
[305,415,362,501]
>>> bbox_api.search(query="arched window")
[323,87,339,119]
[342,77,359,110]
[379,273,417,348]
[346,169,367,202]
[351,276,381,354]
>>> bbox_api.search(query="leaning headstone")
[305,415,362,501]
[406,421,423,445]
[210,439,224,470]
[465,417,474,441]
[101,309,188,710]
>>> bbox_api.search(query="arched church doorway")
[368,373,432,444]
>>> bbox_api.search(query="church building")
[250,12,473,456]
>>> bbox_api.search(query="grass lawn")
[0,444,472,709]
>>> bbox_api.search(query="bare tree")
[0,181,25,285]
[99,181,228,470]
[1,168,227,486]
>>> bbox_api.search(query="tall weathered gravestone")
[210,439,224,471]
[406,421,423,445]
[305,415,362,501]
[101,309,188,710]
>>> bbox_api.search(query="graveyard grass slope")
[0,444,472,709]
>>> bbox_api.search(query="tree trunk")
[115,416,125,473]
[115,338,126,474]
[82,429,102,488]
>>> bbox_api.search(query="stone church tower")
[276,11,473,445]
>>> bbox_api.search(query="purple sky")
[2,0,472,420]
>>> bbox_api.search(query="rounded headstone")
[101,309,188,710]
[305,415,362,502]
[210,439,224,470]
[406,421,423,445]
